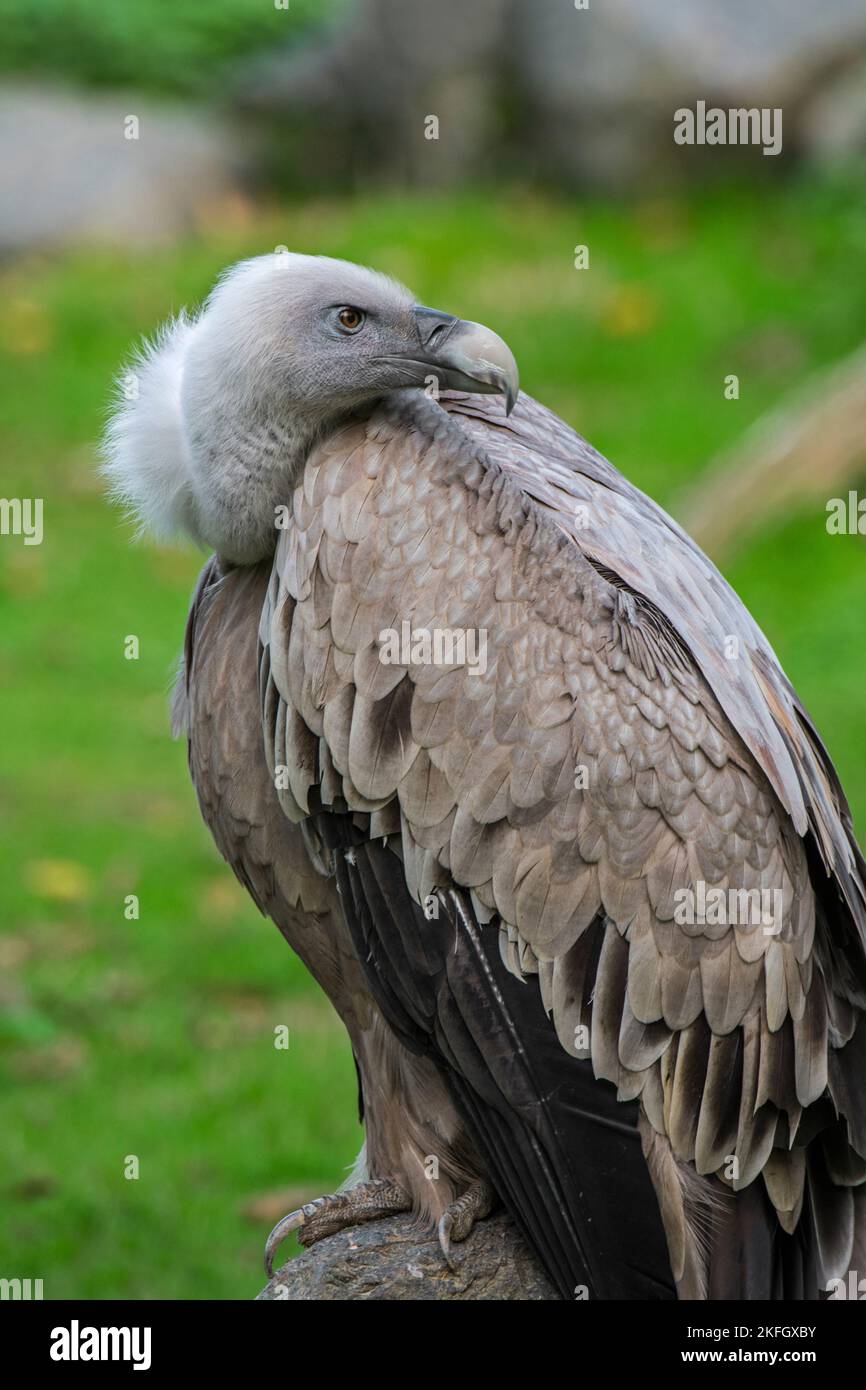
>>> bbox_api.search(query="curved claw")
[264,1206,306,1278]
[437,1211,457,1271]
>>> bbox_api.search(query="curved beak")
[377,306,519,415]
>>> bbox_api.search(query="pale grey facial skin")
[104,252,519,566]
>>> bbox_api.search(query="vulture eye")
[336,306,366,334]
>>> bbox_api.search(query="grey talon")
[263,1207,306,1278]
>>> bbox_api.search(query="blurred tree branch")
[680,343,866,560]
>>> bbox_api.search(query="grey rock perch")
[232,0,866,191]
[257,1210,559,1301]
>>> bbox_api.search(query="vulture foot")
[264,1178,411,1276]
[437,1178,498,1268]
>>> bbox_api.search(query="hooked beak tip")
[410,307,519,416]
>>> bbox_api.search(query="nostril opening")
[414,307,459,349]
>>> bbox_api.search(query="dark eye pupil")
[339,308,361,329]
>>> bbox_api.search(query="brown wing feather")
[179,557,487,1230]
[261,389,866,1290]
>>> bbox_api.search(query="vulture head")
[103,252,519,565]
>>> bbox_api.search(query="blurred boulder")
[232,0,866,190]
[0,83,249,256]
[803,57,866,165]
[257,1209,559,1300]
[233,0,509,189]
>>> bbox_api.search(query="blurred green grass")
[1,179,865,1298]
[0,0,339,95]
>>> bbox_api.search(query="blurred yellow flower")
[0,297,54,355]
[601,285,659,338]
[25,859,92,903]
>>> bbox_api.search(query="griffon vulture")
[104,252,866,1300]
